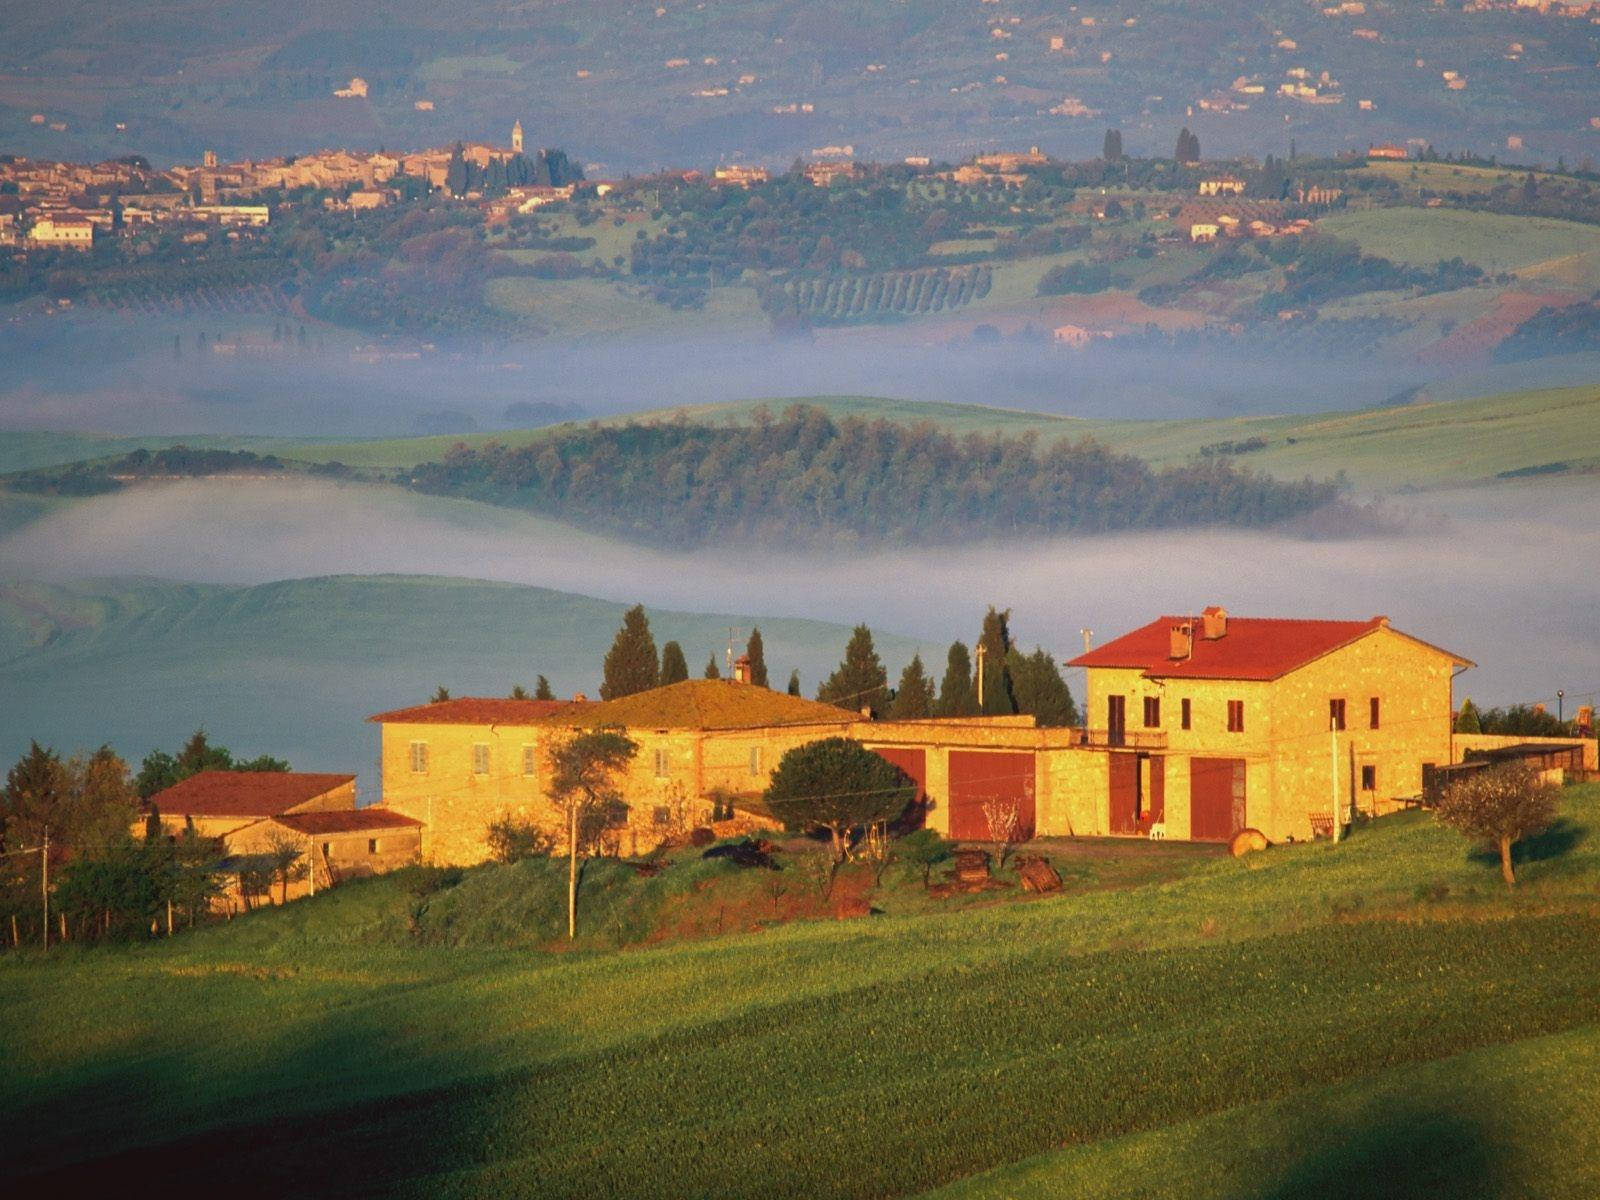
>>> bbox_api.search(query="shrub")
[486,816,555,864]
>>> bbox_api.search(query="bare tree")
[981,797,1022,869]
[1435,762,1558,888]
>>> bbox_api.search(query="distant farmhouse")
[368,607,1591,863]
[141,771,421,902]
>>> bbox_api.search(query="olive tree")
[763,738,915,863]
[1435,762,1558,888]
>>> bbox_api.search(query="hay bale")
[1230,827,1269,857]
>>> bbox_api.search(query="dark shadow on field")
[1253,1107,1504,1200]
[1467,817,1586,870]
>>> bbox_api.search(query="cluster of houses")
[139,607,1596,904]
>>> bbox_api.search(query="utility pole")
[41,826,50,950]
[1557,690,1564,724]
[1330,723,1340,845]
[975,642,987,708]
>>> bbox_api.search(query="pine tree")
[787,670,802,697]
[600,604,660,700]
[510,685,530,700]
[1009,647,1079,727]
[430,686,451,703]
[935,641,979,717]
[1,740,67,851]
[660,640,689,685]
[1102,128,1123,162]
[888,654,935,720]
[745,628,770,687]
[535,675,555,701]
[704,654,722,680]
[977,607,1018,716]
[176,729,232,775]
[1455,697,1482,734]
[817,625,889,713]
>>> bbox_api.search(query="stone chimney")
[733,654,752,684]
[1169,621,1193,660]
[1200,605,1228,640]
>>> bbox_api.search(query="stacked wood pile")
[954,849,991,886]
[1015,855,1063,894]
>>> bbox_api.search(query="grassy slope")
[3,790,1599,1196]
[290,383,1600,490]
[0,575,922,777]
[1318,207,1600,285]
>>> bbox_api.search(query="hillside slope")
[0,574,921,781]
[3,790,1599,1197]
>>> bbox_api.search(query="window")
[1227,700,1245,733]
[1142,696,1160,728]
[654,747,670,778]
[368,838,379,854]
[749,746,763,776]
[522,744,538,778]
[471,743,490,775]
[409,741,428,773]
[1361,765,1376,791]
[1180,698,1191,731]
[1329,698,1346,731]
[1369,697,1381,730]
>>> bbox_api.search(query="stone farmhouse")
[369,608,1555,864]
[141,771,421,901]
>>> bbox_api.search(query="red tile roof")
[272,808,422,834]
[1068,615,1471,681]
[367,697,587,726]
[145,771,356,818]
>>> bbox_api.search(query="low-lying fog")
[4,476,1595,709]
[5,316,1598,437]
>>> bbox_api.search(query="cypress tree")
[1010,647,1079,727]
[445,143,469,196]
[787,669,802,697]
[1102,128,1123,162]
[1455,697,1482,734]
[660,640,689,685]
[888,654,935,720]
[600,604,660,700]
[817,625,889,713]
[510,685,530,700]
[535,675,555,701]
[704,654,722,680]
[977,607,1018,716]
[935,641,979,717]
[745,627,770,687]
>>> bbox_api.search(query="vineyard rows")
[785,264,992,324]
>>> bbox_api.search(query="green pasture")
[1318,207,1600,286]
[3,788,1599,1196]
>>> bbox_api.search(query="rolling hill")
[0,575,924,787]
[288,382,1600,492]
[4,788,1599,1196]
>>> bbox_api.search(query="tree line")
[403,405,1342,549]
[592,602,1078,725]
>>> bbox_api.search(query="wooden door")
[1190,757,1246,841]
[948,751,1036,841]
[1107,694,1126,747]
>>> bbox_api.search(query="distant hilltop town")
[0,123,585,250]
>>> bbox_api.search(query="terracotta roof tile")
[546,679,857,731]
[368,698,587,725]
[273,808,422,834]
[145,771,355,818]
[1068,615,1471,681]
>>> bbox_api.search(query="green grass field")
[1318,207,1600,287]
[4,788,1599,1196]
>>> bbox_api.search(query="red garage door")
[948,751,1036,842]
[1190,757,1246,842]
[870,746,927,830]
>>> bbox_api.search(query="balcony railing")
[1077,728,1169,750]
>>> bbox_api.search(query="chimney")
[572,692,587,703]
[1200,605,1228,640]
[1169,621,1193,661]
[733,654,752,684]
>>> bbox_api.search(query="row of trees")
[404,404,1343,548]
[1454,699,1589,738]
[598,605,776,700]
[779,265,992,324]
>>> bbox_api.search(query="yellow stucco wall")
[1082,627,1459,842]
